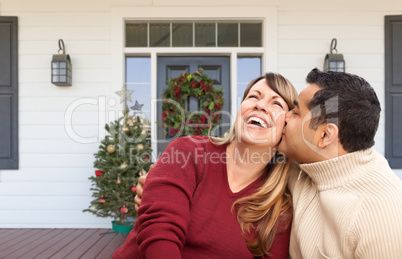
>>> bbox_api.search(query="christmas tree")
[84,105,153,226]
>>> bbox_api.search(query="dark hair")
[306,68,381,152]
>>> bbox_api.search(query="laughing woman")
[113,73,298,259]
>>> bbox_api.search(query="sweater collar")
[299,147,375,191]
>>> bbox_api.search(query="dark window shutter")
[385,15,402,168]
[0,16,18,169]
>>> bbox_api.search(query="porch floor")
[0,228,126,258]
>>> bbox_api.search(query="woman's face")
[235,78,289,147]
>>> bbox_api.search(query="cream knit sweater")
[288,147,402,259]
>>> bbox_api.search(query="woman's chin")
[240,133,279,147]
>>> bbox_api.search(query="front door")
[385,15,402,168]
[157,56,230,154]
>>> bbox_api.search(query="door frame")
[111,6,278,158]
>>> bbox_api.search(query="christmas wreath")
[161,68,225,136]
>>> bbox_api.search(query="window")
[125,57,152,139]
[125,21,263,48]
[240,23,262,47]
[125,23,147,47]
[150,23,170,47]
[237,57,262,110]
[172,23,193,47]
[217,23,238,47]
[195,23,216,47]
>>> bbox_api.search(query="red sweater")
[113,136,291,259]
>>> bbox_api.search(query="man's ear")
[317,123,339,149]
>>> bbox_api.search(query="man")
[134,69,402,258]
[278,68,402,258]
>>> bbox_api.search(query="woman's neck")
[226,141,275,192]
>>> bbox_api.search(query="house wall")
[0,0,401,228]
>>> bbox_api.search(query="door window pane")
[126,23,148,47]
[218,23,238,47]
[237,57,261,110]
[172,23,193,47]
[126,57,152,139]
[150,23,170,47]
[240,23,262,47]
[195,23,216,47]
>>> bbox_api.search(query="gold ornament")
[116,177,121,184]
[120,162,128,169]
[122,126,129,133]
[136,143,144,151]
[107,145,115,153]
[127,118,134,126]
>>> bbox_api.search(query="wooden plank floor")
[0,229,126,259]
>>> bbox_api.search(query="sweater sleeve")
[351,192,402,258]
[135,137,204,258]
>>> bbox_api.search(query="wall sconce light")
[323,38,345,72]
[51,39,72,86]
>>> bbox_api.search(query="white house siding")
[0,0,401,228]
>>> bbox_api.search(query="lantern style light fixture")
[51,39,72,86]
[323,38,345,72]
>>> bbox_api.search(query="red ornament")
[95,170,103,177]
[142,154,150,163]
[131,185,137,193]
[99,197,106,204]
[120,206,128,214]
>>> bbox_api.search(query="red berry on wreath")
[131,185,137,193]
[99,197,106,204]
[95,170,103,177]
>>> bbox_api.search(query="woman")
[113,72,298,258]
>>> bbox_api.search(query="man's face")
[278,83,324,163]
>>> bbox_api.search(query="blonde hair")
[210,72,297,257]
